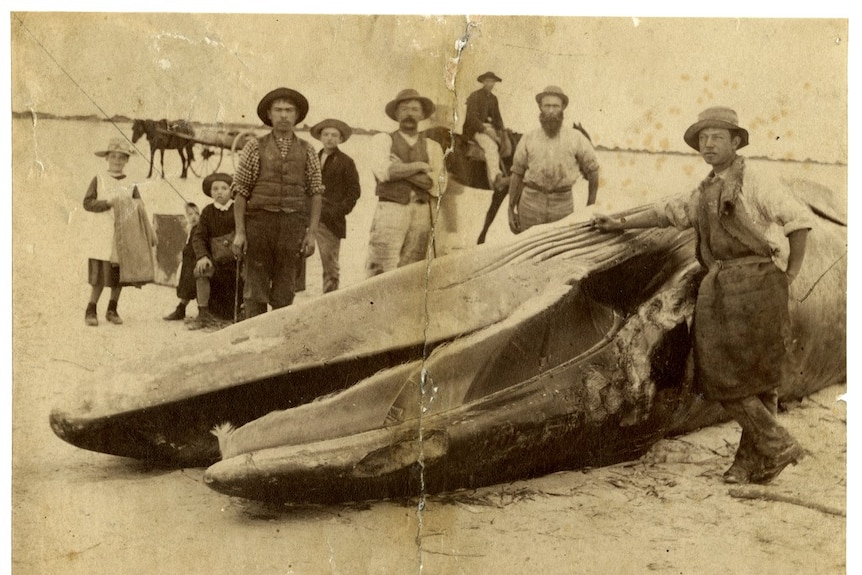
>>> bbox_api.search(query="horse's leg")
[148,146,156,178]
[178,147,187,179]
[477,188,509,245]
[159,147,166,179]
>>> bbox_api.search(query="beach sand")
[11,119,846,574]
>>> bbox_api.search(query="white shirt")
[369,131,445,196]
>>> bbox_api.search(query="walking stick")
[234,257,242,323]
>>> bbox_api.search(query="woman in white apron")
[81,138,155,326]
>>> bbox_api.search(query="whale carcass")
[200,177,846,503]
[50,178,845,500]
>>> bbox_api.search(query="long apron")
[692,178,792,402]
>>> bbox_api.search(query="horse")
[423,126,522,245]
[131,119,196,179]
[436,123,593,244]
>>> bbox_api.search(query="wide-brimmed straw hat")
[257,87,309,126]
[535,86,569,109]
[683,106,749,151]
[202,172,233,197]
[477,71,502,83]
[94,137,136,157]
[385,89,436,121]
[310,119,353,142]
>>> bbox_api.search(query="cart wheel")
[230,130,257,173]
[190,144,223,178]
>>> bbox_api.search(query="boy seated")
[188,173,243,330]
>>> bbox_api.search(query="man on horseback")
[464,72,509,193]
[507,85,601,234]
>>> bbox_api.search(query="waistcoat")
[375,131,433,204]
[248,133,309,214]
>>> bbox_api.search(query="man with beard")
[366,88,444,277]
[507,86,600,234]
[231,87,323,318]
[463,71,508,192]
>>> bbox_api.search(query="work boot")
[187,307,217,331]
[750,443,806,484]
[722,462,751,485]
[163,303,186,321]
[106,300,123,325]
[85,303,98,327]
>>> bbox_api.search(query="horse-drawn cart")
[132,118,258,179]
[155,125,258,178]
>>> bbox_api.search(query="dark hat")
[310,119,353,142]
[95,137,136,157]
[257,87,309,126]
[385,89,436,121]
[683,107,749,151]
[477,71,502,83]
[202,172,233,197]
[535,85,569,109]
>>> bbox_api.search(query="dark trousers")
[243,210,307,316]
[721,389,798,467]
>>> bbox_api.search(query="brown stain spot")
[731,82,739,90]
[803,82,811,90]
[642,134,654,148]
[683,165,695,177]
[621,178,632,188]
[655,157,667,170]
[654,122,663,130]
[680,73,690,81]
[668,106,681,115]
[544,20,556,36]
[703,74,710,82]
[659,138,670,151]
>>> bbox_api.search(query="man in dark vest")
[366,88,444,277]
[463,71,507,192]
[231,87,323,318]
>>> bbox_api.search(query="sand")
[11,119,847,574]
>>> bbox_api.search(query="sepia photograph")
[9,7,850,574]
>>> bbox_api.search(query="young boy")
[82,137,155,326]
[188,173,242,329]
[163,203,200,321]
[309,119,361,293]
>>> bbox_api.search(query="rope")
[13,14,190,206]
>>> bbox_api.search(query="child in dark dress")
[163,203,201,321]
[188,173,242,329]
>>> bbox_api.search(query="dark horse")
[131,119,196,179]
[423,126,522,245]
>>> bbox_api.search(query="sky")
[2,3,859,568]
[9,10,849,164]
